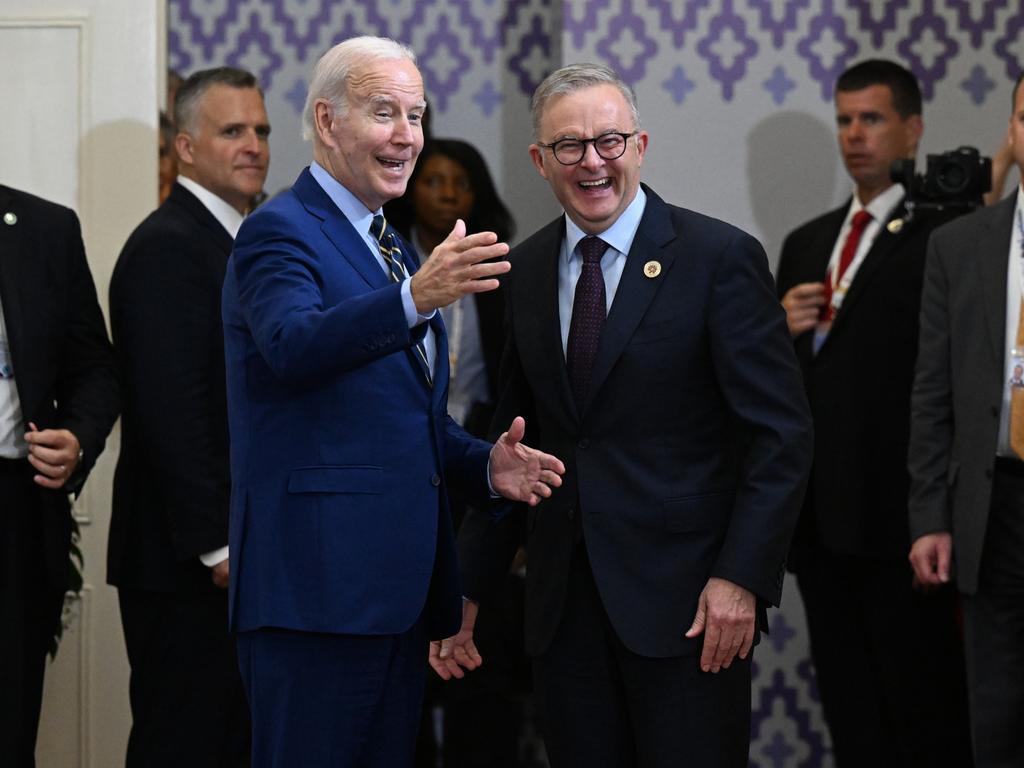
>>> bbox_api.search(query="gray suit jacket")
[908,193,1017,594]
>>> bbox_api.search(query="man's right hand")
[781,282,826,337]
[429,598,481,680]
[909,532,953,586]
[410,219,510,314]
[211,558,230,589]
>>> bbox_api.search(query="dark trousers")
[797,547,972,767]
[963,463,1024,767]
[0,458,64,768]
[534,543,751,768]
[118,586,250,767]
[237,621,427,768]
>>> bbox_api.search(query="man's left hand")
[24,423,82,490]
[685,577,756,673]
[488,417,565,506]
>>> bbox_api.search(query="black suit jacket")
[0,185,118,589]
[460,186,812,658]
[776,196,955,566]
[108,182,233,592]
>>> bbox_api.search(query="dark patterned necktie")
[371,214,432,387]
[566,236,609,405]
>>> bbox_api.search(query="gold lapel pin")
[3,212,16,226]
[643,260,661,278]
[886,218,904,234]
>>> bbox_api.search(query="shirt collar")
[175,175,245,238]
[852,182,905,225]
[563,186,647,261]
[309,161,380,233]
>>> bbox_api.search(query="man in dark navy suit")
[109,66,269,767]
[447,63,813,768]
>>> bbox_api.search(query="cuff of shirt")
[401,277,436,327]
[199,546,229,568]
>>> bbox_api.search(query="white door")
[0,2,163,765]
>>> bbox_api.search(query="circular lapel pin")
[886,218,904,234]
[3,212,16,226]
[643,260,661,278]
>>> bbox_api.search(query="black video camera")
[891,146,991,211]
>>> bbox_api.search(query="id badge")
[0,340,13,379]
[1009,348,1024,390]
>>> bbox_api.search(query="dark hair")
[174,66,261,134]
[835,59,922,118]
[387,138,515,243]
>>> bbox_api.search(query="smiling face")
[175,84,270,213]
[314,57,425,212]
[529,83,648,235]
[835,84,922,204]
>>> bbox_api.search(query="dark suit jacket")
[460,185,812,658]
[107,182,233,593]
[909,193,1017,594]
[222,168,492,640]
[0,185,118,589]
[776,197,956,566]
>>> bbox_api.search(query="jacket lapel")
[0,186,29,391]
[978,195,1016,367]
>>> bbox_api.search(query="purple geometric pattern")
[696,0,758,101]
[962,64,996,107]
[895,0,959,101]
[764,66,797,106]
[849,0,908,50]
[646,0,709,49]
[947,0,1003,50]
[993,8,1024,82]
[594,0,658,86]
[662,65,696,106]
[795,1,860,101]
[749,0,810,50]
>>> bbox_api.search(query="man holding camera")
[908,71,1024,767]
[776,59,972,766]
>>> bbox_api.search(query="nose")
[579,140,604,171]
[392,115,415,146]
[241,129,262,155]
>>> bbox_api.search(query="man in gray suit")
[909,70,1024,767]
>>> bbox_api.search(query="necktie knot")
[579,236,609,265]
[371,214,387,243]
[850,209,872,233]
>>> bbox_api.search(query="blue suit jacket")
[222,168,491,639]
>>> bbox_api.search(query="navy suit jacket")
[222,168,492,640]
[460,185,812,658]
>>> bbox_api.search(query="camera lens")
[937,161,967,194]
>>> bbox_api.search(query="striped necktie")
[371,214,432,387]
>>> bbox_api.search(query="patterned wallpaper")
[169,2,1020,766]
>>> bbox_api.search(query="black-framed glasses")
[538,131,637,165]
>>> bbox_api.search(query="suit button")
[577,438,589,449]
[567,508,575,520]
[431,474,441,487]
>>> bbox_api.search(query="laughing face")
[529,83,648,235]
[314,57,425,212]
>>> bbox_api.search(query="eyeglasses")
[537,131,637,166]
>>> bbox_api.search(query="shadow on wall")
[747,111,838,273]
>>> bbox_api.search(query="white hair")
[302,36,417,141]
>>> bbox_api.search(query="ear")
[905,114,923,152]
[314,100,337,148]
[174,132,194,166]
[528,144,548,180]
[634,130,649,165]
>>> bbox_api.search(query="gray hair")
[174,67,261,135]
[302,36,418,141]
[530,63,641,140]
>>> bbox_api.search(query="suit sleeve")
[230,209,424,385]
[55,208,119,490]
[111,229,229,557]
[706,231,813,605]
[907,231,955,539]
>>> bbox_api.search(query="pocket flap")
[662,491,731,532]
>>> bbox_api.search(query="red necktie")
[821,209,872,321]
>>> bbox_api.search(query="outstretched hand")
[488,417,565,506]
[409,219,510,314]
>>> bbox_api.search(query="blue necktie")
[566,236,609,405]
[371,214,432,387]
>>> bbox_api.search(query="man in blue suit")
[220,36,565,768]
[444,63,813,768]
